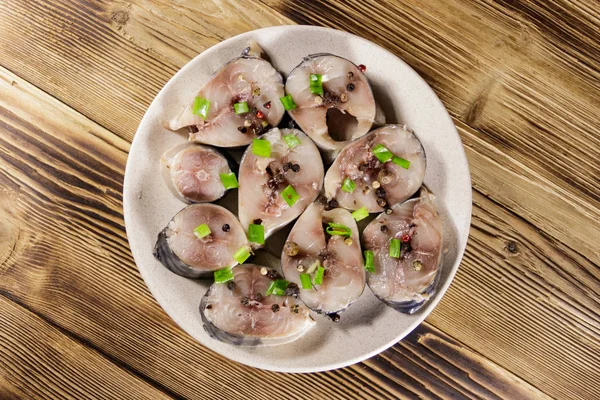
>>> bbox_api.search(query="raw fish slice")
[170,42,285,147]
[200,264,315,346]
[362,188,443,313]
[285,54,381,160]
[161,143,235,203]
[238,128,324,239]
[281,203,365,317]
[153,204,249,278]
[324,125,426,212]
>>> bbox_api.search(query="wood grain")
[0,66,553,399]
[0,296,171,400]
[0,0,599,399]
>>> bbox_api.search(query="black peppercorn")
[291,164,300,172]
[237,126,247,133]
[346,83,355,92]
[328,199,338,209]
[271,304,280,312]
[380,225,389,233]
[222,224,230,232]
[227,281,236,290]
[375,187,386,198]
[267,270,281,280]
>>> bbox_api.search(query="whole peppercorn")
[284,241,300,257]
[271,304,280,312]
[375,187,386,198]
[222,224,230,232]
[346,83,355,92]
[291,164,300,172]
[328,199,339,209]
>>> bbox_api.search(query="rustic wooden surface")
[0,0,598,398]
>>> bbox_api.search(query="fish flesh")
[169,42,285,147]
[200,264,315,346]
[154,204,249,278]
[285,54,381,160]
[161,143,236,203]
[362,188,443,313]
[238,128,324,239]
[324,125,426,212]
[281,203,365,317]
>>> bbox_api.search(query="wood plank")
[0,296,173,400]
[0,66,551,399]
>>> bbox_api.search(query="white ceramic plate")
[123,26,471,373]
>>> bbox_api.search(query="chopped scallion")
[193,223,211,238]
[372,144,393,163]
[233,247,250,264]
[389,238,401,258]
[265,279,289,296]
[280,94,297,111]
[248,224,265,245]
[314,266,325,285]
[192,97,210,119]
[299,273,312,289]
[326,222,352,238]
[219,172,238,189]
[281,185,300,207]
[214,267,234,283]
[351,207,369,222]
[252,139,271,157]
[309,73,324,96]
[341,177,356,193]
[233,101,249,114]
[392,156,411,169]
[364,250,375,273]
[283,134,301,148]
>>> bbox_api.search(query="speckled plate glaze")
[123,26,471,373]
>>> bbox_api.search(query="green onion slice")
[372,144,393,163]
[280,94,297,111]
[326,222,352,238]
[248,224,265,245]
[219,172,238,189]
[193,223,211,238]
[233,101,249,114]
[364,250,375,273]
[281,185,300,207]
[283,134,301,148]
[233,247,251,264]
[299,273,312,289]
[214,267,234,284]
[309,73,324,96]
[341,177,356,193]
[313,266,325,285]
[392,156,411,169]
[252,139,271,157]
[351,207,369,222]
[389,238,401,258]
[193,97,211,119]
[265,279,289,296]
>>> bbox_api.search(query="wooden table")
[1,1,598,399]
